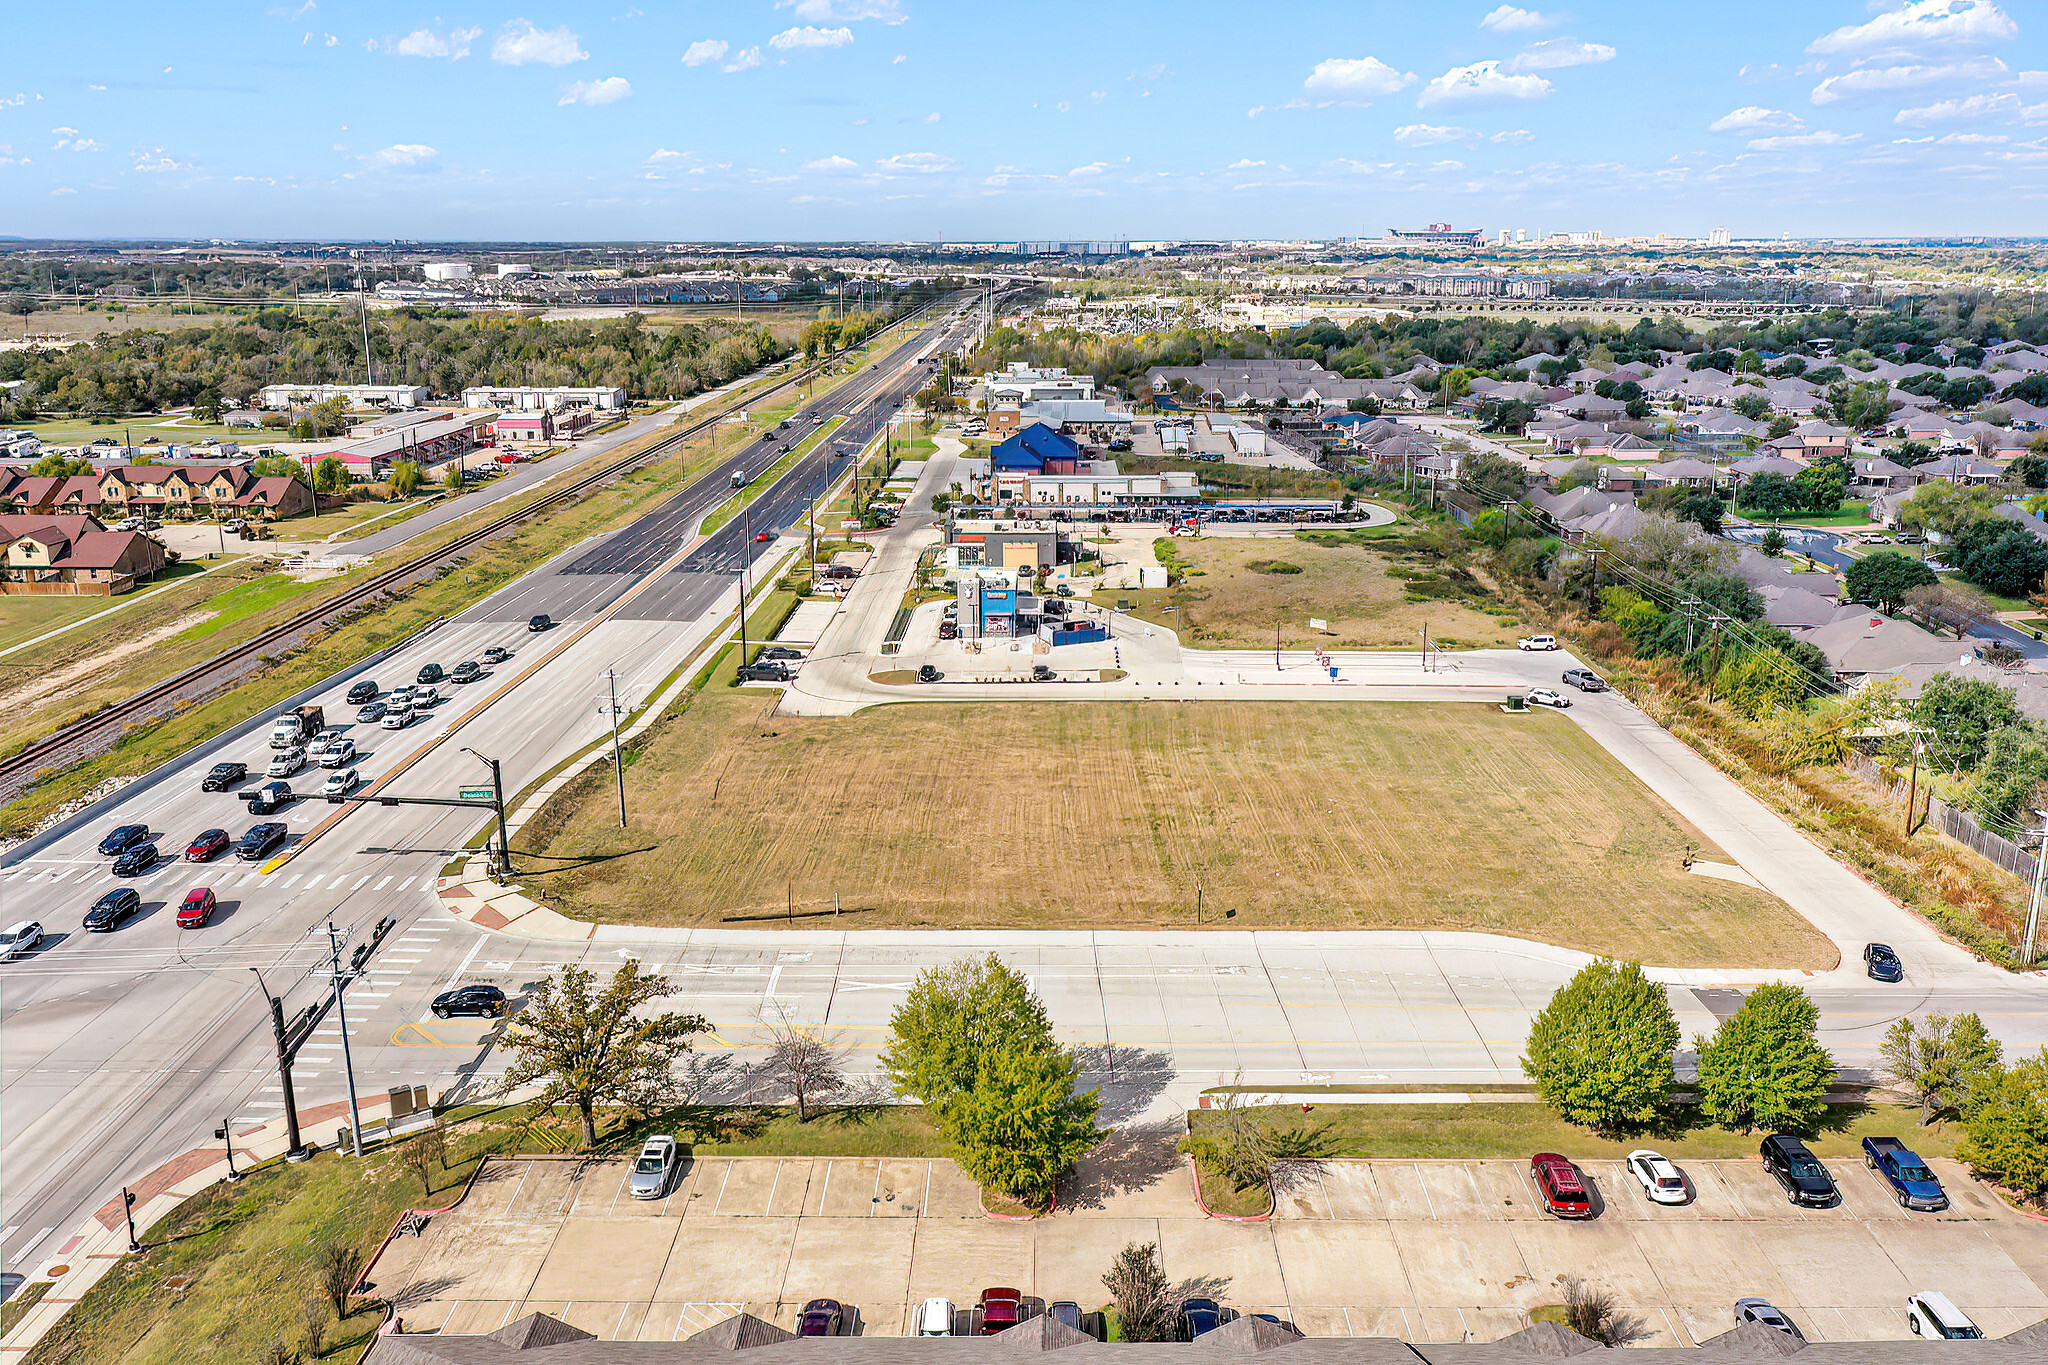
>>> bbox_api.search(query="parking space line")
[710,1161,734,1215]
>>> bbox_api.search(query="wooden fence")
[1843,750,2039,882]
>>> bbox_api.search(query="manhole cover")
[163,1276,192,1291]
[44,1265,69,1278]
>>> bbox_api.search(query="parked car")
[246,782,292,815]
[739,661,791,682]
[916,1298,955,1337]
[236,822,288,861]
[529,613,552,632]
[185,828,231,861]
[937,621,958,640]
[111,843,159,878]
[323,768,362,798]
[1905,1292,1982,1340]
[1562,668,1608,692]
[415,663,445,685]
[1517,634,1560,651]
[355,701,388,724]
[482,645,510,664]
[759,646,805,660]
[1032,663,1055,681]
[84,888,142,932]
[1626,1149,1689,1205]
[268,747,306,778]
[1530,1152,1594,1218]
[1864,942,1903,982]
[1179,1299,1228,1339]
[1894,532,1926,544]
[918,664,941,683]
[1526,687,1571,708]
[1864,1136,1949,1211]
[978,1288,1022,1335]
[177,887,218,929]
[431,983,506,1019]
[0,921,45,960]
[1734,1299,1803,1340]
[97,824,152,857]
[200,762,247,792]
[799,1300,844,1337]
[629,1135,679,1199]
[345,679,380,705]
[1760,1134,1837,1206]
[381,706,417,731]
[452,660,482,684]
[1047,1302,1082,1334]
[1857,532,1890,545]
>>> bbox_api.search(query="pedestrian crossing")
[0,864,419,894]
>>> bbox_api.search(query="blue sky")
[2,0,2045,242]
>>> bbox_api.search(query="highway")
[0,304,975,1278]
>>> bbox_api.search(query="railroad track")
[0,297,959,801]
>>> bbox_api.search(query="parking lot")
[372,1150,2048,1346]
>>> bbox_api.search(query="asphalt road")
[0,307,975,1279]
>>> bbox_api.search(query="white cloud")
[723,46,763,72]
[648,148,688,160]
[925,110,940,122]
[50,125,77,135]
[51,129,98,152]
[1492,128,1535,143]
[1505,40,1614,73]
[1393,122,1478,145]
[1896,92,2026,125]
[892,53,905,63]
[681,38,728,66]
[559,76,631,105]
[776,0,906,21]
[1226,157,1266,169]
[1479,5,1561,32]
[132,149,187,172]
[770,25,854,49]
[1808,0,2016,57]
[1747,130,1860,150]
[395,25,481,59]
[1301,56,1415,102]
[1417,60,1551,107]
[1069,161,1108,176]
[492,20,587,66]
[1811,58,2004,104]
[877,151,951,173]
[51,186,75,195]
[804,154,859,171]
[1709,106,1803,133]
[359,142,438,169]
[1938,131,2010,143]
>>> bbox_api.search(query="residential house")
[1846,456,1922,497]
[1789,421,1851,457]
[229,476,316,519]
[1799,612,1966,681]
[0,514,170,593]
[1579,432,1662,461]
[1862,656,2048,725]
[1994,502,2048,543]
[1641,458,1729,490]
[1761,585,1850,632]
[1916,454,2006,485]
[1730,454,1808,485]
[1675,411,1765,456]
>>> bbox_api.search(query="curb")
[1184,1155,1273,1223]
[980,1189,1058,1222]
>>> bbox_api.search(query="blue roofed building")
[990,422,1085,474]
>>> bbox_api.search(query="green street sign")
[459,786,495,802]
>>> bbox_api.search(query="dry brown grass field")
[515,696,1830,968]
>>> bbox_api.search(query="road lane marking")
[375,877,393,890]
[304,876,324,889]
[9,1228,53,1266]
[351,875,371,889]
[398,877,416,890]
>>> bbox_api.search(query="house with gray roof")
[1641,458,1728,489]
[1918,454,2007,485]
[1800,612,1969,680]
[1730,454,1807,484]
[1847,457,1922,495]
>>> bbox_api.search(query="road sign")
[459,786,495,802]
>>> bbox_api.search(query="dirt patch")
[0,610,215,714]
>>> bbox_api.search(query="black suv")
[111,843,159,877]
[97,824,151,857]
[432,983,507,1019]
[451,660,482,684]
[416,663,445,685]
[528,614,552,632]
[346,679,379,705]
[201,762,247,792]
[246,782,293,815]
[1864,942,1903,982]
[918,664,941,683]
[236,822,288,861]
[1761,1135,1837,1206]
[84,888,142,932]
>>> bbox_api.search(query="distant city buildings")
[1387,223,1485,248]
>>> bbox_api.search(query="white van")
[916,1298,954,1337]
[1905,1292,1982,1340]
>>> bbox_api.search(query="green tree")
[1460,451,1527,505]
[1739,472,1801,518]
[1969,724,2048,828]
[880,953,1054,1109]
[1794,463,1846,514]
[312,456,349,494]
[1893,439,1937,467]
[943,1044,1101,1207]
[388,460,422,497]
[250,455,310,483]
[3,292,39,335]
[1731,393,1772,421]
[1844,550,1937,613]
[1758,527,1788,558]
[1879,1012,2005,1125]
[1951,519,2048,599]
[1521,959,1678,1132]
[1912,673,2021,771]
[193,387,224,423]
[29,453,94,478]
[1959,1051,2048,1198]
[443,460,465,493]
[1693,982,1835,1133]
[1102,1243,1174,1343]
[499,962,710,1146]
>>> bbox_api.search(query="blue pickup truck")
[1863,1136,1949,1211]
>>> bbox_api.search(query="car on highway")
[416,663,445,685]
[1626,1149,1689,1205]
[355,700,388,724]
[319,737,357,769]
[1530,1152,1594,1218]
[918,664,941,683]
[345,679,379,705]
[451,660,482,684]
[1905,1291,1982,1340]
[200,762,247,792]
[0,921,44,960]
[176,888,217,929]
[1179,1299,1230,1339]
[1562,668,1608,692]
[381,705,417,731]
[1527,687,1571,708]
[482,645,510,664]
[1734,1299,1803,1340]
[185,828,230,862]
[236,823,288,861]
[431,983,507,1019]
[977,1289,1021,1335]
[97,824,152,857]
[268,747,306,778]
[1760,1134,1837,1206]
[916,1298,955,1337]
[388,683,416,706]
[246,781,293,815]
[1517,634,1560,651]
[1864,942,1903,981]
[758,646,805,660]
[111,842,160,877]
[84,888,142,932]
[629,1135,679,1199]
[754,531,774,542]
[798,1299,844,1337]
[528,614,552,632]
[323,768,361,798]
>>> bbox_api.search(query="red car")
[797,1299,843,1337]
[978,1288,1022,1335]
[754,531,774,542]
[185,828,230,862]
[177,887,217,929]
[1531,1153,1594,1219]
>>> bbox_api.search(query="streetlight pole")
[215,1118,243,1182]
[459,747,511,879]
[325,921,365,1157]
[602,669,627,827]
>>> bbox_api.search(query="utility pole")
[1904,737,1921,836]
[1706,615,1728,702]
[2025,809,2048,968]
[1275,618,1282,672]
[740,496,752,667]
[324,921,365,1158]
[601,669,627,827]
[1584,546,1604,609]
[122,1188,141,1254]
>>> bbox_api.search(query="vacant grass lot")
[517,699,1825,966]
[1123,532,1522,651]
